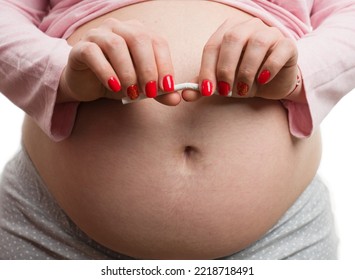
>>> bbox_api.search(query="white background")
[1,90,354,260]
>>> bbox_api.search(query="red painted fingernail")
[163,75,175,92]
[201,79,213,96]
[127,84,139,100]
[108,77,121,92]
[237,82,249,96]
[258,70,271,85]
[145,80,157,98]
[217,81,231,96]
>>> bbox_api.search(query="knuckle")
[238,67,255,82]
[79,42,98,59]
[131,32,151,46]
[223,30,243,44]
[217,65,236,79]
[141,65,157,78]
[269,26,283,37]
[119,71,135,84]
[153,36,168,48]
[106,36,125,50]
[102,17,119,28]
[158,61,173,73]
[203,42,220,54]
[250,35,270,48]
[83,28,100,41]
[267,57,283,69]
[282,38,297,50]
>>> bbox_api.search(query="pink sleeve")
[0,0,78,142]
[283,0,355,138]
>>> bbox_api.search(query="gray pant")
[0,148,338,259]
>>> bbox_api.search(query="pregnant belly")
[23,0,322,259]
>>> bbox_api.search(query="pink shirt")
[1,0,355,141]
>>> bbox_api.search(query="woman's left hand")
[182,17,300,101]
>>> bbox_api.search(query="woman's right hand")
[58,18,180,105]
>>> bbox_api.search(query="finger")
[85,29,140,100]
[155,92,181,106]
[257,38,298,85]
[69,41,123,98]
[182,89,201,102]
[152,35,175,94]
[198,20,230,97]
[181,77,201,102]
[216,25,251,97]
[234,27,281,97]
[108,20,159,98]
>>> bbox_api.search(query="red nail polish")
[201,79,213,96]
[258,70,271,85]
[217,81,231,96]
[145,80,157,98]
[237,82,249,96]
[163,75,175,92]
[127,84,139,100]
[108,77,121,92]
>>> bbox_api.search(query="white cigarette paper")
[121,82,231,104]
[121,83,199,104]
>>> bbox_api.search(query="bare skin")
[23,1,321,259]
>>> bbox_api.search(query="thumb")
[181,77,201,102]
